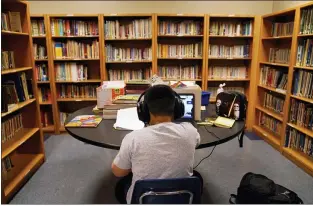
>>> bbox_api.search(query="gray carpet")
[10,134,313,204]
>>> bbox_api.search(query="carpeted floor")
[10,134,313,204]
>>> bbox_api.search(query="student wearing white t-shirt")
[112,85,202,204]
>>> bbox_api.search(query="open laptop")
[174,94,197,126]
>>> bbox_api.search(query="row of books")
[1,113,23,144]
[208,87,245,99]
[60,112,69,126]
[269,48,290,64]
[296,38,313,67]
[259,112,282,135]
[271,22,294,37]
[108,69,151,81]
[263,92,285,114]
[104,19,152,39]
[40,111,53,128]
[209,45,250,58]
[55,63,88,82]
[285,128,312,157]
[158,20,203,36]
[299,6,313,35]
[1,12,22,32]
[158,65,201,79]
[2,73,33,111]
[33,44,47,60]
[35,64,49,81]
[293,69,313,99]
[105,45,152,61]
[31,19,45,36]
[209,21,253,36]
[58,84,97,98]
[1,156,13,181]
[157,43,203,58]
[1,51,15,69]
[259,66,288,91]
[289,98,313,131]
[38,87,51,103]
[208,66,247,79]
[54,40,99,59]
[51,19,98,36]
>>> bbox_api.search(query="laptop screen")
[179,94,194,119]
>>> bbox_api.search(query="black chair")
[131,176,201,204]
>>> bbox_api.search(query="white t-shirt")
[113,122,201,204]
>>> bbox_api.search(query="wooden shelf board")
[158,57,202,60]
[207,78,250,82]
[1,128,40,159]
[4,154,44,198]
[252,125,280,150]
[54,58,99,61]
[287,123,313,138]
[55,79,101,83]
[57,98,97,102]
[209,35,253,38]
[294,66,313,71]
[37,81,50,84]
[52,35,99,38]
[257,85,287,95]
[32,35,46,38]
[209,57,251,60]
[39,102,52,105]
[259,61,289,67]
[106,60,152,63]
[42,125,55,132]
[2,30,29,36]
[290,95,313,104]
[298,33,313,37]
[105,38,152,41]
[282,148,313,177]
[1,99,36,118]
[262,35,292,40]
[1,67,33,75]
[255,105,284,122]
[34,59,48,62]
[158,35,203,37]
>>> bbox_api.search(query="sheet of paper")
[113,107,144,130]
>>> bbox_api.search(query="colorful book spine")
[54,40,99,59]
[33,43,47,60]
[296,38,313,67]
[31,19,45,36]
[108,68,151,81]
[55,63,88,81]
[60,112,69,126]
[292,69,313,99]
[269,48,290,64]
[263,92,285,114]
[259,112,282,135]
[209,20,252,36]
[208,66,247,79]
[58,84,97,98]
[40,111,52,127]
[285,127,312,157]
[158,65,200,79]
[51,19,98,36]
[299,6,313,35]
[209,44,250,58]
[259,66,288,91]
[35,64,49,81]
[158,43,203,58]
[105,18,152,39]
[39,87,51,103]
[289,98,313,131]
[106,45,152,61]
[159,20,203,35]
[271,22,294,36]
[1,51,15,69]
[1,113,23,143]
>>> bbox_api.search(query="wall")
[29,1,273,15]
[272,1,311,12]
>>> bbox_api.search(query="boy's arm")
[112,134,133,177]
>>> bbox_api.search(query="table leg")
[239,131,244,148]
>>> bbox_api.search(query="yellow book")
[214,116,235,128]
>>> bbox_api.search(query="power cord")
[193,126,221,169]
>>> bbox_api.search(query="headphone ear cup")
[137,101,150,124]
[173,95,185,120]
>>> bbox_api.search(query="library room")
[1,0,313,204]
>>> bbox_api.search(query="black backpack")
[215,91,247,121]
[229,172,303,204]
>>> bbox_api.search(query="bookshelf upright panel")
[1,1,45,202]
[47,14,102,132]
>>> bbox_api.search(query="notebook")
[65,115,102,128]
[213,116,235,128]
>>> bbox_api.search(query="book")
[263,92,285,114]
[259,66,288,91]
[259,112,282,135]
[51,19,98,36]
[38,87,51,103]
[292,69,313,99]
[33,43,47,59]
[105,45,152,62]
[271,22,294,37]
[54,40,99,59]
[40,110,53,127]
[159,20,203,36]
[209,20,252,36]
[1,113,23,143]
[1,51,15,69]
[60,112,69,126]
[158,43,202,58]
[289,98,313,130]
[8,12,22,32]
[113,95,140,104]
[58,84,97,99]
[35,64,49,81]
[108,68,151,81]
[214,116,235,128]
[296,38,313,67]
[299,6,313,35]
[209,44,250,58]
[65,115,102,128]
[285,128,312,157]
[55,62,88,81]
[208,66,247,79]
[158,65,200,80]
[269,48,290,64]
[31,19,45,36]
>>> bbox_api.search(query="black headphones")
[137,85,185,124]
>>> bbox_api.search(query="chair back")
[131,176,201,204]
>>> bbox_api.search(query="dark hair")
[145,84,175,116]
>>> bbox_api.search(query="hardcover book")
[65,115,102,128]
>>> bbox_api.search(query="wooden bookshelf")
[252,2,313,176]
[1,1,45,203]
[207,15,258,129]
